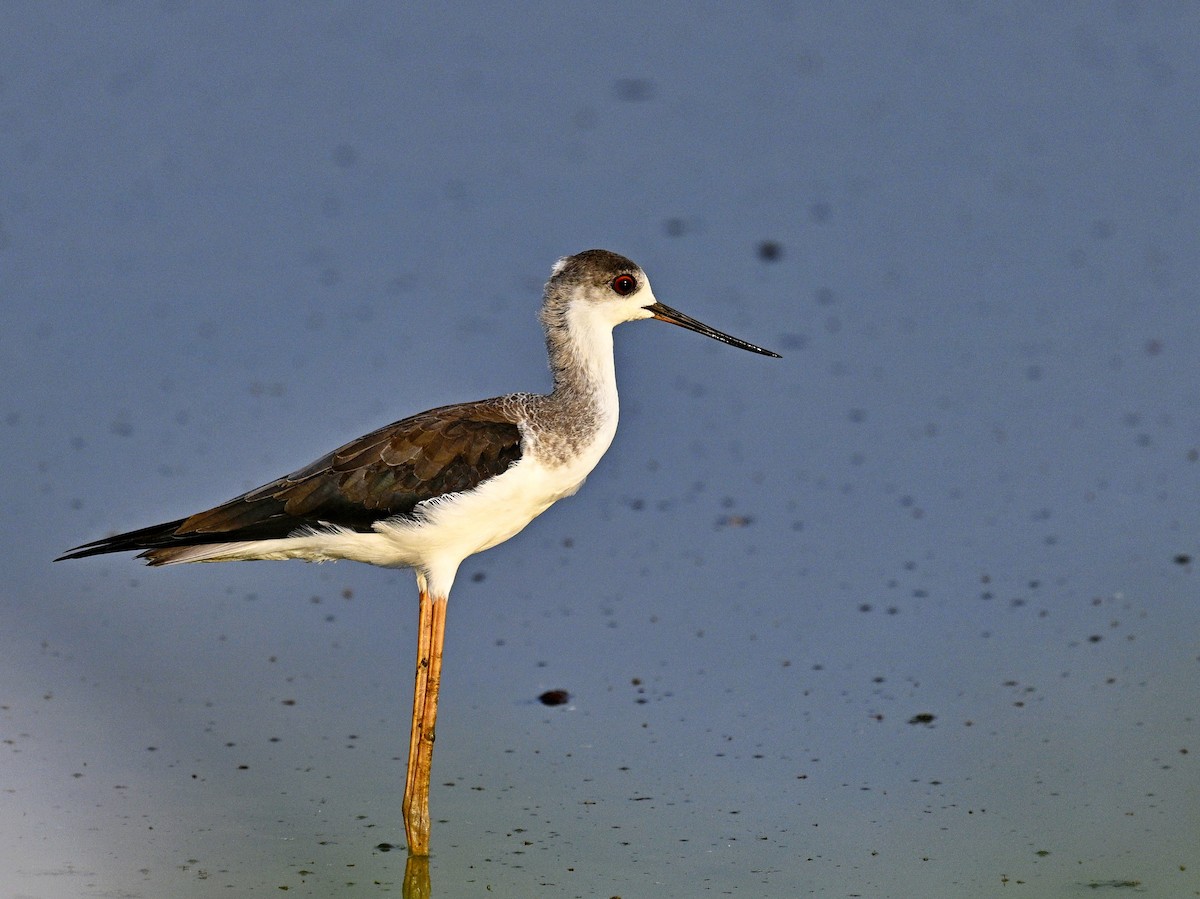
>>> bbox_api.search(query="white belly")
[386,457,582,557]
[374,417,615,587]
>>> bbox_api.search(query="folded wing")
[57,399,523,564]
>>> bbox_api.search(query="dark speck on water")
[539,689,570,706]
[757,240,783,262]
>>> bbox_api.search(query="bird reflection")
[403,854,431,898]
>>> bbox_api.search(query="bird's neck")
[534,301,620,462]
[545,302,618,409]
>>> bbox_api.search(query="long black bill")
[646,302,781,358]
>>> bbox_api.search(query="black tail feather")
[55,518,191,561]
[55,514,353,564]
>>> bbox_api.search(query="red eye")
[611,274,638,296]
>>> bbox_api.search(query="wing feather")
[56,398,524,562]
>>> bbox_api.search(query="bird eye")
[611,274,638,296]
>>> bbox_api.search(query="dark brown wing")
[56,398,523,561]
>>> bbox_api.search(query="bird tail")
[55,519,250,566]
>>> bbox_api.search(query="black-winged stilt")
[58,249,780,855]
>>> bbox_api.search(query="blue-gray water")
[3,4,1197,896]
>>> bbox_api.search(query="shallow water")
[3,3,1198,897]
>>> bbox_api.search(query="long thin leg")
[403,585,448,856]
[404,585,433,827]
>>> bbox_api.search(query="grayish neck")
[547,316,615,400]
[530,295,621,464]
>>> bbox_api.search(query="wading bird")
[58,249,780,855]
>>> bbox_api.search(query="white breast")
[374,410,617,590]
